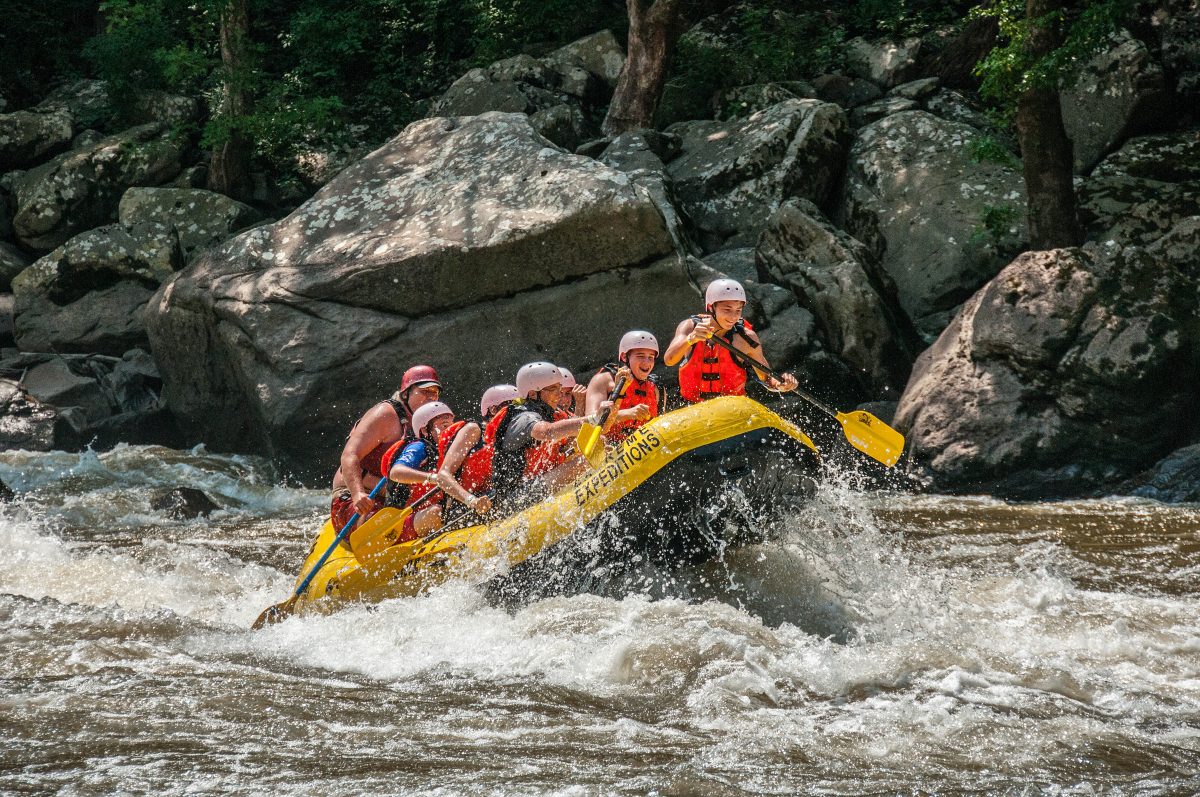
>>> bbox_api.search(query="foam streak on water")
[1,446,1198,795]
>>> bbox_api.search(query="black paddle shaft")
[702,331,838,420]
[596,375,629,429]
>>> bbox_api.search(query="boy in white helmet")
[585,330,661,443]
[383,401,491,540]
[664,278,798,402]
[489,362,610,504]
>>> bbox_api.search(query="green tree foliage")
[972,0,1137,118]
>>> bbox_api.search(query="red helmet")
[399,365,440,395]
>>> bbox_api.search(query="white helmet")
[516,361,562,397]
[480,384,519,417]
[705,277,747,307]
[618,330,659,360]
[559,367,576,388]
[411,401,453,436]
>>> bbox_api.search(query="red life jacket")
[380,438,438,508]
[678,319,755,403]
[436,419,494,494]
[598,364,659,442]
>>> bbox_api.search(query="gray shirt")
[500,410,540,453]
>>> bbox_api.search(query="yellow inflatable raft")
[288,395,820,615]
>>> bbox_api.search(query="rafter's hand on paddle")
[766,373,798,393]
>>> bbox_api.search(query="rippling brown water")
[1,447,1198,795]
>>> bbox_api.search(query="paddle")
[576,375,628,469]
[703,332,905,467]
[251,477,388,629]
[348,484,444,560]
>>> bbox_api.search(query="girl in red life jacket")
[585,330,662,443]
[663,278,798,402]
[436,384,519,502]
[384,402,491,542]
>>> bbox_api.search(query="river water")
[1,445,1197,795]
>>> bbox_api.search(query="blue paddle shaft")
[292,477,388,599]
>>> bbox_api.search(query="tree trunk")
[1017,0,1081,248]
[602,0,685,136]
[208,0,254,201]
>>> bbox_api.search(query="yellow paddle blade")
[347,506,413,559]
[835,410,905,467]
[576,423,606,469]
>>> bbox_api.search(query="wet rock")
[150,486,219,519]
[811,74,884,108]
[0,243,29,291]
[118,187,261,263]
[895,220,1200,497]
[666,99,849,250]
[1060,32,1171,174]
[758,199,917,396]
[844,37,923,88]
[1129,444,1200,503]
[0,478,14,502]
[0,108,74,171]
[146,113,684,474]
[11,123,188,251]
[0,377,85,451]
[842,110,1026,340]
[12,223,181,354]
[1079,133,1200,246]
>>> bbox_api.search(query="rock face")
[117,187,262,263]
[666,99,849,250]
[842,110,1026,339]
[12,223,181,354]
[1060,32,1170,174]
[758,199,917,396]
[11,123,187,251]
[146,113,691,478]
[895,220,1200,497]
[1129,444,1200,503]
[0,348,175,451]
[1078,133,1200,246]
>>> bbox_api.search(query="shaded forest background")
[3,0,979,188]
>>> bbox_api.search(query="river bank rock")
[665,99,849,251]
[842,110,1026,340]
[11,123,188,251]
[1078,132,1200,246]
[117,187,262,263]
[0,349,178,451]
[150,486,220,519]
[1128,444,1200,503]
[757,199,917,396]
[1060,32,1171,174]
[894,219,1200,497]
[146,112,687,477]
[12,223,181,354]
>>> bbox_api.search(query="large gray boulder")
[0,377,84,451]
[11,123,187,251]
[118,187,262,263]
[541,30,625,89]
[842,110,1026,340]
[758,199,917,396]
[12,223,181,354]
[666,99,849,250]
[1078,133,1200,246]
[894,219,1200,497]
[145,113,686,477]
[844,37,923,88]
[1060,32,1171,174]
[0,109,74,171]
